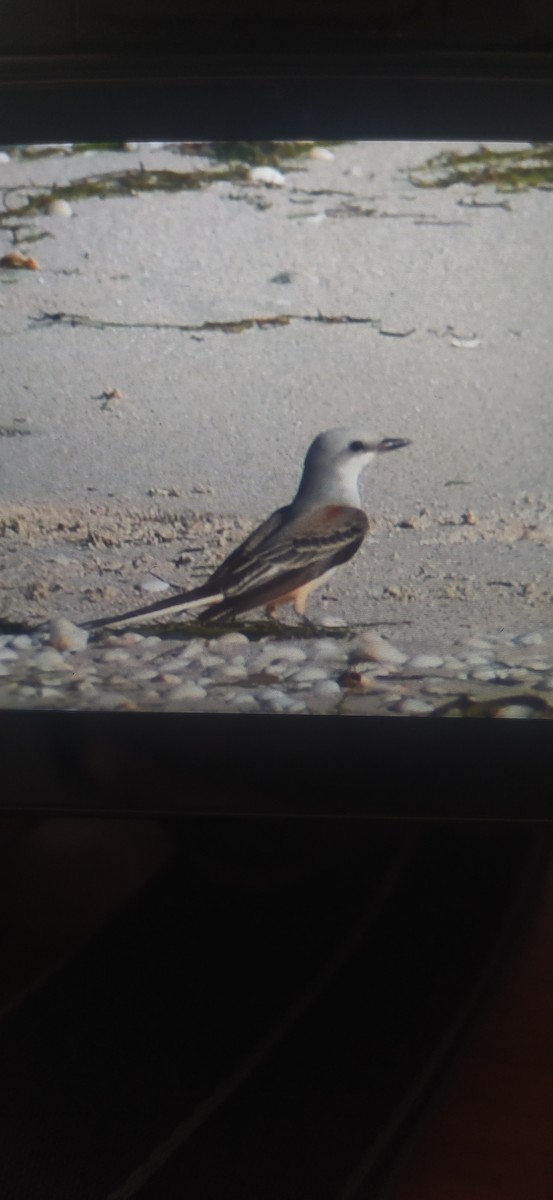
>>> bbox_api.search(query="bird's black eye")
[349,440,366,453]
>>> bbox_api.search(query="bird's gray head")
[294,426,411,509]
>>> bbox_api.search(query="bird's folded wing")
[207,504,369,600]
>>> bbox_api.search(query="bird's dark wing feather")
[203,505,369,619]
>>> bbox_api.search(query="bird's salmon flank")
[84,426,410,630]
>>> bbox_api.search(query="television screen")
[0,138,551,722]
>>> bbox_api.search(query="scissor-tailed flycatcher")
[84,426,410,630]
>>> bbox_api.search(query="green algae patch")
[0,164,250,229]
[409,144,553,192]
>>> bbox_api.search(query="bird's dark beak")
[377,437,411,453]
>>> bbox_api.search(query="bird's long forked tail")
[82,586,224,631]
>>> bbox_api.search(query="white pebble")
[310,638,345,662]
[140,578,171,593]
[309,146,335,161]
[526,661,550,672]
[319,614,347,628]
[46,198,72,217]
[0,664,10,676]
[0,647,19,661]
[168,682,207,701]
[307,680,341,712]
[134,669,157,681]
[152,673,182,686]
[461,653,491,666]
[48,618,89,652]
[40,686,61,699]
[397,698,435,715]
[215,632,250,657]
[469,668,499,681]
[249,166,286,186]
[353,633,408,666]
[290,666,330,683]
[10,635,33,650]
[214,664,248,682]
[18,686,37,697]
[408,653,444,670]
[231,692,259,710]
[34,649,70,672]
[517,632,544,646]
[100,648,130,663]
[158,655,190,671]
[109,632,144,646]
[256,687,290,704]
[271,644,308,663]
[0,151,10,163]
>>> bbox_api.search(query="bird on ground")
[83,425,411,631]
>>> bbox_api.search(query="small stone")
[289,666,330,684]
[158,654,191,671]
[0,151,11,163]
[526,661,550,673]
[0,664,10,676]
[319,614,347,628]
[168,682,207,701]
[0,648,19,662]
[267,645,307,664]
[352,633,408,666]
[140,578,171,593]
[34,649,70,672]
[214,664,248,682]
[461,653,491,666]
[249,166,286,186]
[48,618,89,652]
[230,693,259,711]
[152,673,182,686]
[307,680,341,712]
[110,632,145,646]
[309,146,335,161]
[469,668,500,682]
[10,635,33,650]
[396,698,435,715]
[40,687,61,699]
[256,687,291,704]
[310,638,345,662]
[408,653,444,670]
[46,198,72,217]
[100,648,130,663]
[216,632,250,656]
[517,632,544,646]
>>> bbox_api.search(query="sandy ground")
[0,140,551,654]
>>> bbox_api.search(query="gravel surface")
[0,140,551,712]
[0,621,552,717]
